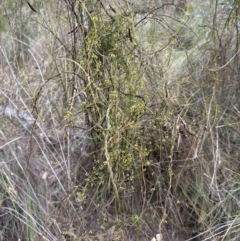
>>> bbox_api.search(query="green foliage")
[77,11,154,211]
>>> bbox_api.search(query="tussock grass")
[0,0,239,240]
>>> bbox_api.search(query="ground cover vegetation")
[0,0,240,240]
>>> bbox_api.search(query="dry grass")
[0,0,239,240]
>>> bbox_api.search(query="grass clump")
[0,0,240,241]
